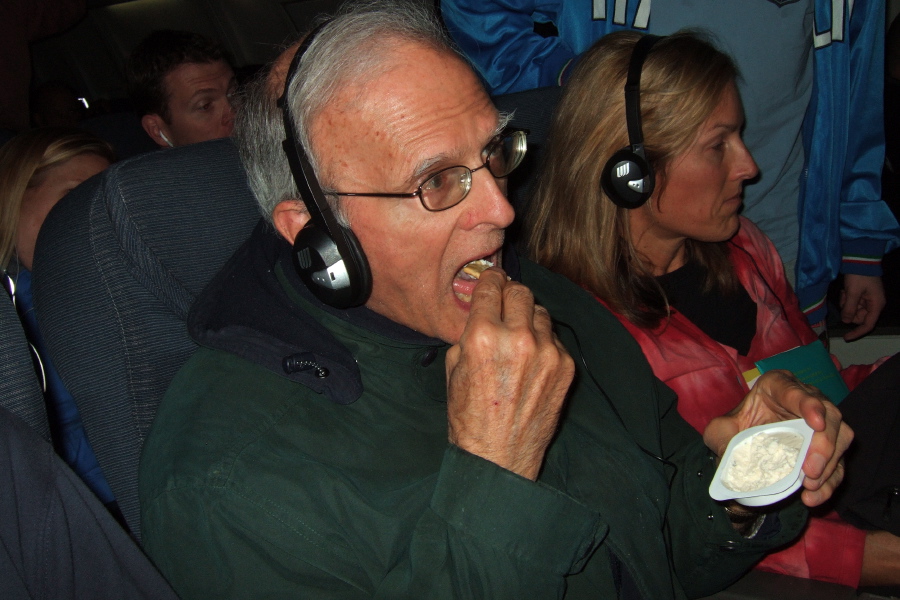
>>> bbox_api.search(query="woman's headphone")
[600,34,662,210]
[279,22,373,309]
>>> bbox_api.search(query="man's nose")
[463,171,515,230]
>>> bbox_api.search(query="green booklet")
[741,340,850,405]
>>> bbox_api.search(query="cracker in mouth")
[461,259,494,280]
[454,259,494,303]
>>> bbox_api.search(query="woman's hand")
[703,370,853,507]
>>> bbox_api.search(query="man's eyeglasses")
[333,128,527,212]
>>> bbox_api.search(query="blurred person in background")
[126,29,237,148]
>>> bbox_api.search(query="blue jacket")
[442,0,900,324]
[796,0,900,322]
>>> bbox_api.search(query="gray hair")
[235,0,462,224]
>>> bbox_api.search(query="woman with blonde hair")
[529,31,899,589]
[0,127,114,270]
[1,126,117,511]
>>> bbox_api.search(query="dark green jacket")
[140,224,807,599]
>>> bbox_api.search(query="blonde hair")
[0,127,115,270]
[527,30,739,328]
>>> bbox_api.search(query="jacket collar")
[189,219,522,405]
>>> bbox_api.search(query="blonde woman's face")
[16,153,110,270]
[626,83,759,274]
[650,84,757,243]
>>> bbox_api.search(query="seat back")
[32,138,260,538]
[0,290,50,441]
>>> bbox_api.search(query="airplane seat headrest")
[31,138,260,539]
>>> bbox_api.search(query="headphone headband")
[600,34,663,209]
[279,20,372,308]
[623,34,661,150]
[279,20,341,237]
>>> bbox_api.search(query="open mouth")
[453,257,495,303]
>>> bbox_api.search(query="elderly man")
[126,29,236,148]
[139,2,851,598]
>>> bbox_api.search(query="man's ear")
[141,114,172,148]
[273,199,312,244]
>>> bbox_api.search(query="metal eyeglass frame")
[331,127,528,212]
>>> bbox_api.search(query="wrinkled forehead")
[312,45,498,165]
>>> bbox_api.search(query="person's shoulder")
[141,347,310,491]
[520,258,636,334]
[519,258,616,319]
[521,262,680,449]
[163,346,288,411]
[519,258,656,374]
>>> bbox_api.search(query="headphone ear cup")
[336,226,372,304]
[601,147,655,210]
[292,223,372,309]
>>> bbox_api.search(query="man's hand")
[703,370,853,507]
[445,268,575,481]
[840,274,886,341]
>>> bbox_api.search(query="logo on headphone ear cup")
[601,146,655,209]
[292,222,372,309]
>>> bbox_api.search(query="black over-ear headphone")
[600,34,663,209]
[279,22,372,309]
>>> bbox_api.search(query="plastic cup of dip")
[709,419,815,507]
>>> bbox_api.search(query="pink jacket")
[607,217,869,586]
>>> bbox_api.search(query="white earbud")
[159,131,174,148]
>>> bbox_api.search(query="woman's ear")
[272,199,311,243]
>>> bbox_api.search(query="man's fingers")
[468,268,547,332]
[702,414,741,458]
[499,281,538,327]
[750,370,817,422]
[531,304,556,341]
[796,387,829,432]
[447,271,574,480]
[466,268,507,326]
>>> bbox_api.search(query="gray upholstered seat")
[32,138,260,539]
